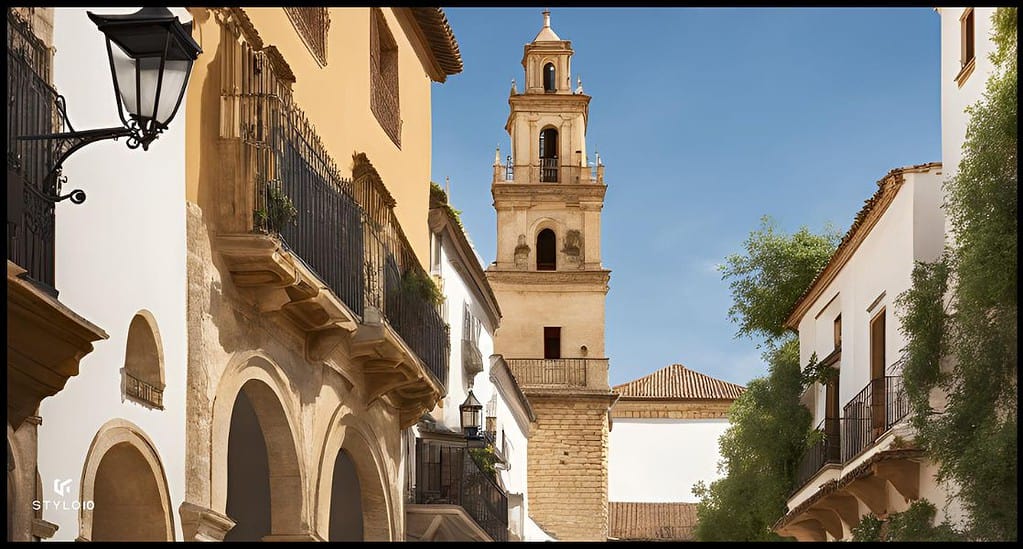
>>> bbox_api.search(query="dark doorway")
[224,390,272,541]
[329,449,364,541]
[539,128,558,182]
[544,327,561,359]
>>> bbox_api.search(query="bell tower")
[486,10,615,542]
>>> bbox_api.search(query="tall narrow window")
[833,315,842,350]
[869,309,886,437]
[370,8,400,146]
[956,8,976,86]
[543,327,561,359]
[536,229,556,270]
[543,62,556,92]
[824,369,841,462]
[539,128,558,182]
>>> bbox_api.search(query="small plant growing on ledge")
[255,181,298,234]
[469,445,498,477]
[401,268,444,306]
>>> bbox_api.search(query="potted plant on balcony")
[255,181,297,235]
[401,268,445,306]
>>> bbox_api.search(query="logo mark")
[53,478,72,497]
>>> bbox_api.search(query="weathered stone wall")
[183,203,405,541]
[525,394,612,541]
[611,399,732,420]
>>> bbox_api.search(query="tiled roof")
[608,502,699,541]
[613,363,745,400]
[783,162,942,329]
[409,8,463,79]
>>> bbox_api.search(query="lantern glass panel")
[110,43,189,126]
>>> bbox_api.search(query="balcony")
[215,43,447,427]
[7,8,57,294]
[407,439,509,541]
[794,418,841,491]
[778,376,917,540]
[505,358,610,392]
[493,159,605,185]
[841,376,909,462]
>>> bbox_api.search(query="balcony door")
[870,309,886,439]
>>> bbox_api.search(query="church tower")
[486,10,615,541]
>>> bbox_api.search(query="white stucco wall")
[938,7,997,240]
[608,418,730,502]
[424,227,551,540]
[37,7,190,541]
[797,168,944,412]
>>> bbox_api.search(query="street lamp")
[18,7,201,204]
[460,390,483,439]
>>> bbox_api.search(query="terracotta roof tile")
[613,363,745,400]
[409,8,463,78]
[608,502,699,541]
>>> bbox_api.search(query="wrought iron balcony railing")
[7,9,58,294]
[539,157,558,182]
[415,439,509,541]
[793,418,841,492]
[226,44,448,386]
[841,376,909,462]
[505,358,603,388]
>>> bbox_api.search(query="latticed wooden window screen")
[285,7,329,66]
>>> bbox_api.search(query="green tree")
[719,216,840,348]
[896,7,1016,541]
[693,218,838,541]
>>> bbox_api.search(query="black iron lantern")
[460,390,483,438]
[19,8,203,204]
[89,7,202,150]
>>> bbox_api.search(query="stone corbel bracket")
[215,234,359,363]
[351,319,446,428]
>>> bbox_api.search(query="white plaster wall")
[608,418,730,502]
[797,170,944,408]
[939,7,997,240]
[37,7,190,541]
[429,231,546,538]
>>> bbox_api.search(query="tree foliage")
[850,500,964,542]
[896,7,1017,541]
[719,216,840,348]
[693,338,811,541]
[694,220,838,541]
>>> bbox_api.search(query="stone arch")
[211,352,309,540]
[122,310,166,409]
[536,228,557,271]
[315,408,395,541]
[529,217,565,271]
[78,419,175,541]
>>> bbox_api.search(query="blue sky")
[430,8,941,388]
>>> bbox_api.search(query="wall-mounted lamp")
[17,7,201,204]
[460,390,483,439]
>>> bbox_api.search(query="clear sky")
[430,8,941,388]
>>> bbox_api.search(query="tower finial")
[494,146,501,166]
[543,9,551,28]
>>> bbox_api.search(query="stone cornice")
[492,182,606,205]
[784,162,941,329]
[611,398,733,420]
[485,268,611,292]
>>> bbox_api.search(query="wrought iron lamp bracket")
[16,94,157,205]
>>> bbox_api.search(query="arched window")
[536,229,556,271]
[123,312,165,409]
[539,128,558,182]
[543,62,556,92]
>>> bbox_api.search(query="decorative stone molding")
[492,182,606,204]
[486,268,610,292]
[6,261,108,427]
[178,501,236,541]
